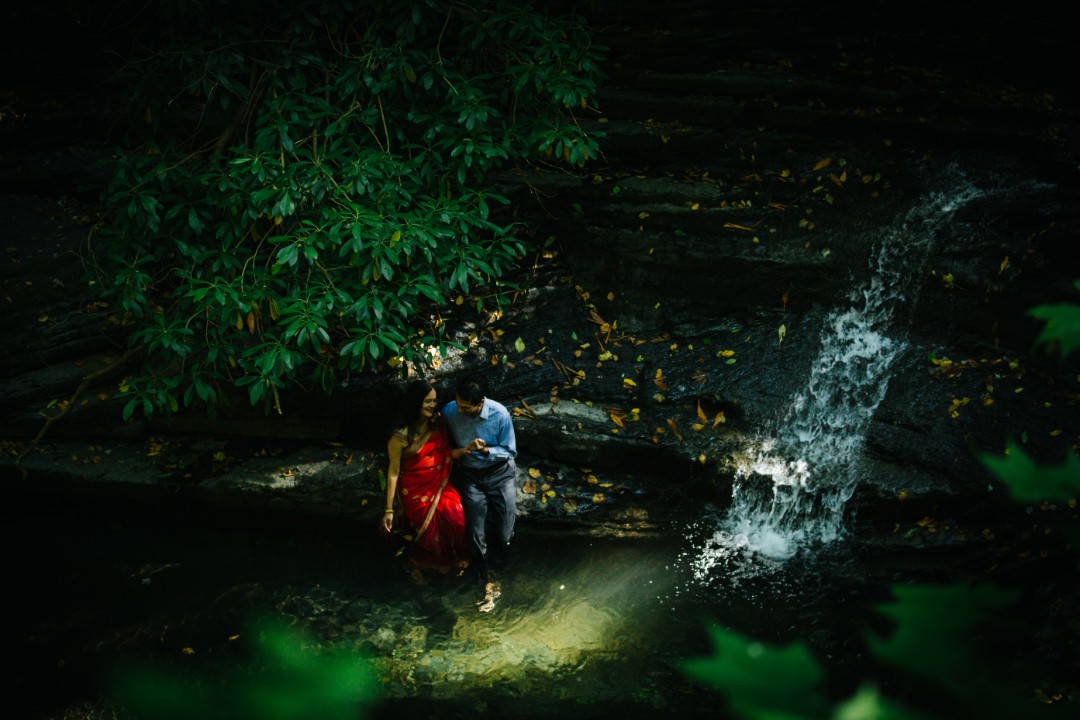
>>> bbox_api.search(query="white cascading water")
[693,177,987,578]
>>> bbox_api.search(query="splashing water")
[695,178,988,578]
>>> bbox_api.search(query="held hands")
[466,438,489,456]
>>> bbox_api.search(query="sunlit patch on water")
[346,535,695,708]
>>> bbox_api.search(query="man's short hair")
[455,378,485,404]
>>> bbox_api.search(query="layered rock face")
[2,1,1078,543]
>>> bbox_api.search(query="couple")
[380,377,517,612]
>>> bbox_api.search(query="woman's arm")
[382,434,406,534]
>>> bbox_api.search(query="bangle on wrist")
[384,509,394,514]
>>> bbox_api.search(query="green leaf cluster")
[108,615,378,720]
[92,0,605,417]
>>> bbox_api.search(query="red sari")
[396,423,469,570]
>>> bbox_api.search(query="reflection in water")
[368,537,688,707]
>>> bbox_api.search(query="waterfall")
[694,178,986,575]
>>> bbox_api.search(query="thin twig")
[16,345,144,480]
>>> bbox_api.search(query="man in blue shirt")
[443,377,518,612]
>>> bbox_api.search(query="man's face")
[455,395,484,417]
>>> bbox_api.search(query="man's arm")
[444,403,486,458]
[484,405,517,461]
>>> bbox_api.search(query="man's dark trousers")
[454,461,517,587]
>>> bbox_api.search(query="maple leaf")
[981,442,1080,502]
[1029,297,1080,359]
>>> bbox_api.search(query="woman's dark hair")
[393,379,436,446]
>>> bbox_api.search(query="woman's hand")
[380,510,394,535]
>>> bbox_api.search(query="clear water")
[12,496,890,720]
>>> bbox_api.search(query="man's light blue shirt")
[443,398,517,470]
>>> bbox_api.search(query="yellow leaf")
[778,324,787,346]
[999,256,1010,275]
[698,453,707,464]
[697,402,707,423]
[235,312,243,330]
[586,474,598,484]
[623,378,637,388]
[667,418,682,440]
[691,423,705,431]
[181,647,195,656]
[813,157,832,171]
[544,489,556,498]
[523,479,537,494]
[528,467,542,478]
[712,411,726,427]
[246,311,256,334]
[718,349,735,357]
[592,493,606,504]
[610,412,625,427]
[228,635,240,641]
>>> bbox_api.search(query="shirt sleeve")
[486,405,517,461]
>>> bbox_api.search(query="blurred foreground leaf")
[680,625,829,719]
[1029,283,1080,359]
[980,441,1080,503]
[109,615,378,720]
[867,583,1018,682]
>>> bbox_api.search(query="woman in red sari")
[381,380,474,572]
